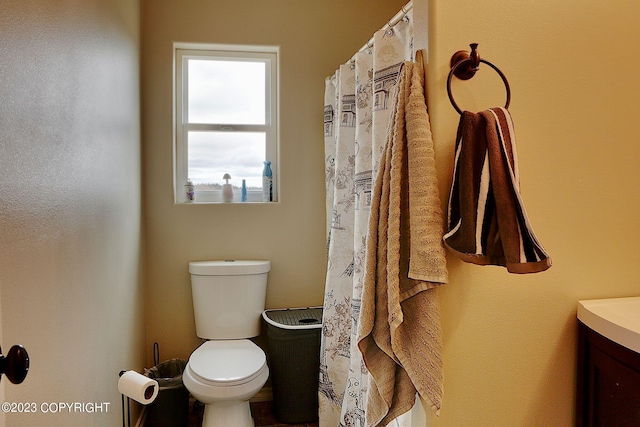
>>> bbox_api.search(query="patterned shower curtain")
[320,10,414,427]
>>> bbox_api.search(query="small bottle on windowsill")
[222,174,233,203]
[262,161,272,202]
[185,179,195,203]
[241,179,247,202]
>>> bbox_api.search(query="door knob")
[0,344,29,384]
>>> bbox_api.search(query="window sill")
[177,190,277,204]
[177,201,279,205]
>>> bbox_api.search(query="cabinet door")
[587,345,640,427]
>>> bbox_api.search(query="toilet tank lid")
[189,260,271,276]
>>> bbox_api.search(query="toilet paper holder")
[119,370,159,427]
[118,371,159,405]
[0,344,29,385]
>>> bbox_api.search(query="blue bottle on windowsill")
[241,179,247,202]
[262,161,273,202]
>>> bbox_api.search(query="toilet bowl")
[183,340,269,427]
[185,260,270,427]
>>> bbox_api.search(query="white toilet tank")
[189,260,270,339]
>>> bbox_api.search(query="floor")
[187,400,319,427]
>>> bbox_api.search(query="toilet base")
[201,400,254,427]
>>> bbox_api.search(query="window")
[174,43,279,203]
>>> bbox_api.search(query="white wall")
[0,1,145,425]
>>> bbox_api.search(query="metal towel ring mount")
[447,43,511,115]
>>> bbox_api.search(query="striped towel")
[443,107,552,274]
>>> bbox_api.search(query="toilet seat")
[188,340,267,387]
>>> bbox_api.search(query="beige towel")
[357,56,448,427]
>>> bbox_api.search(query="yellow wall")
[142,0,640,425]
[0,1,145,426]
[420,0,640,425]
[141,0,408,361]
[1,0,637,425]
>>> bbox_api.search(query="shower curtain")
[321,9,414,427]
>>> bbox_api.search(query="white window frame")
[173,43,279,203]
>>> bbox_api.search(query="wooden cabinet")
[576,321,640,427]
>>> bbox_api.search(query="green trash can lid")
[262,307,323,330]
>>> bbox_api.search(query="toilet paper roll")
[118,370,159,405]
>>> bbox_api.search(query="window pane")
[188,131,265,190]
[188,59,266,125]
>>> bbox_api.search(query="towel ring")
[447,43,511,115]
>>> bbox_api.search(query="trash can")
[144,359,189,427]
[262,307,323,424]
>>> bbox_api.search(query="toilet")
[183,260,270,427]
